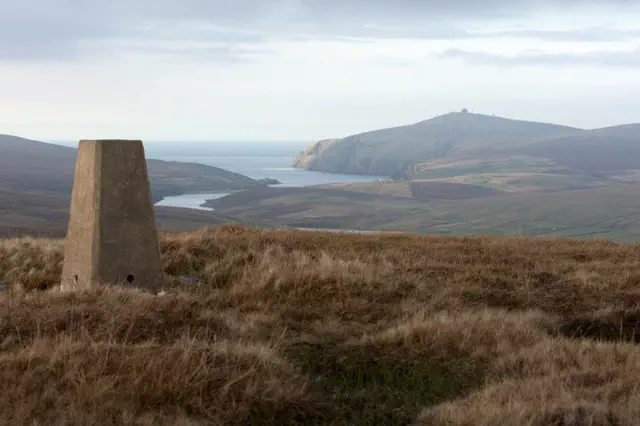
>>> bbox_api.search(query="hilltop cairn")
[60,140,164,293]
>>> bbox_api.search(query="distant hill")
[507,124,640,173]
[0,135,264,202]
[0,187,251,238]
[293,111,582,176]
[205,184,640,241]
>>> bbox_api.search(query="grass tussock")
[1,337,311,426]
[2,225,640,425]
[0,237,63,292]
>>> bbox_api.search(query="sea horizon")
[47,139,312,158]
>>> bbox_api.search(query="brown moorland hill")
[409,180,506,200]
[294,111,581,176]
[1,226,640,425]
[509,123,640,174]
[0,188,251,238]
[0,134,264,201]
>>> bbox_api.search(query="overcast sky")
[1,0,640,142]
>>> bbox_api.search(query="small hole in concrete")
[74,275,78,283]
[126,274,135,284]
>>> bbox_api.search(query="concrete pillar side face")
[61,141,99,291]
[139,142,164,267]
[96,141,164,291]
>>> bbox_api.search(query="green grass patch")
[286,341,486,425]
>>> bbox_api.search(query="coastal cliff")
[292,138,340,169]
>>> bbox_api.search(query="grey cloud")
[128,1,640,38]
[0,1,280,61]
[117,39,272,64]
[0,1,123,60]
[132,0,640,25]
[440,47,640,68]
[153,0,634,21]
[481,27,640,42]
[2,0,640,61]
[302,26,640,44]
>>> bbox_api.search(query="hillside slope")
[294,111,581,176]
[0,134,263,200]
[507,123,640,173]
[206,184,640,241]
[2,228,640,425]
[0,187,250,238]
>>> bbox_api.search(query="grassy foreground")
[1,226,640,425]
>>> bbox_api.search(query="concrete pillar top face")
[80,139,143,143]
[79,140,144,149]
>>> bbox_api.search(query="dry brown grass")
[2,224,640,425]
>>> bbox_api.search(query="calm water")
[154,193,228,211]
[153,155,384,210]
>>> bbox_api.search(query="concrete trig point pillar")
[61,140,164,292]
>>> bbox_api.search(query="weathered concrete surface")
[61,140,164,292]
